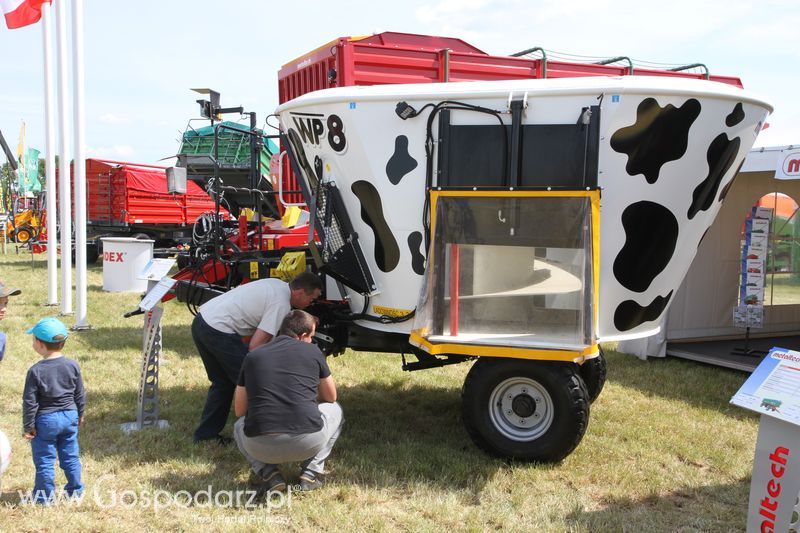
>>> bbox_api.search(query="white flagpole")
[72,0,88,328]
[55,0,72,315]
[41,1,58,306]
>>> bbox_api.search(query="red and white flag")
[1,0,50,30]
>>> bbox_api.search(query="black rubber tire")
[85,243,100,264]
[70,243,101,265]
[579,346,607,403]
[462,358,590,462]
[14,225,35,243]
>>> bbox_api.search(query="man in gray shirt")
[234,309,342,493]
[192,272,323,444]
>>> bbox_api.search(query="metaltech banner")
[776,148,800,180]
[745,415,800,533]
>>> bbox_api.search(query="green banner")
[18,147,41,193]
[26,148,41,192]
[0,172,9,212]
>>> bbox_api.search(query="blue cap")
[26,317,70,343]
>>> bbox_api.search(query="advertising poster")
[731,348,800,424]
[751,218,770,236]
[746,305,764,329]
[737,207,771,320]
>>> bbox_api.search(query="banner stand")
[731,347,800,532]
[120,271,174,434]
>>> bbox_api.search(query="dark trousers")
[192,314,249,441]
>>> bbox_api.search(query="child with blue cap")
[22,317,85,504]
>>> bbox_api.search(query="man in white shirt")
[192,272,323,444]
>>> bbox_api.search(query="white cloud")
[87,145,136,159]
[755,110,800,149]
[413,0,777,59]
[416,0,490,24]
[98,113,130,125]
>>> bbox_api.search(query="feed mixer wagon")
[274,75,771,461]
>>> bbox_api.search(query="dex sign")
[776,149,800,179]
[103,251,126,262]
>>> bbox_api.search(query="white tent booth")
[618,145,800,370]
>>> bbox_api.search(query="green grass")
[0,252,759,531]
[765,272,800,305]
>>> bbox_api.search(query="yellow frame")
[410,189,601,364]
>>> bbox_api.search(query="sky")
[1,0,798,165]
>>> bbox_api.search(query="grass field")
[0,252,761,531]
[765,272,800,306]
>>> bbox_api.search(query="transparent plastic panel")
[413,195,595,351]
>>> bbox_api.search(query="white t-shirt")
[199,279,291,337]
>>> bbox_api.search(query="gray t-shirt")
[22,357,86,431]
[199,278,291,337]
[238,336,331,436]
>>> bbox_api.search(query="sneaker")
[249,470,287,494]
[298,470,325,491]
[193,434,233,446]
[214,435,234,446]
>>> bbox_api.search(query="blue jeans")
[31,410,83,503]
[192,314,249,441]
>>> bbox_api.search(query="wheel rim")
[488,377,554,442]
[16,229,31,243]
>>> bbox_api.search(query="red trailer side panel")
[278,32,743,105]
[60,159,219,228]
[277,32,744,209]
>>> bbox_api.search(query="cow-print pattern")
[717,159,746,203]
[386,135,418,185]
[381,136,421,276]
[610,98,701,184]
[613,201,679,293]
[375,94,751,334]
[407,232,425,275]
[688,133,741,219]
[614,291,674,331]
[725,103,745,127]
[611,97,748,331]
[351,180,400,273]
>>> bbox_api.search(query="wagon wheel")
[578,346,607,403]
[14,225,36,243]
[462,358,589,462]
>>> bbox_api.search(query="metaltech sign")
[731,348,800,532]
[746,418,800,532]
[776,149,800,179]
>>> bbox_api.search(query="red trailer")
[278,31,742,100]
[276,32,744,202]
[40,159,225,262]
[80,158,219,234]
